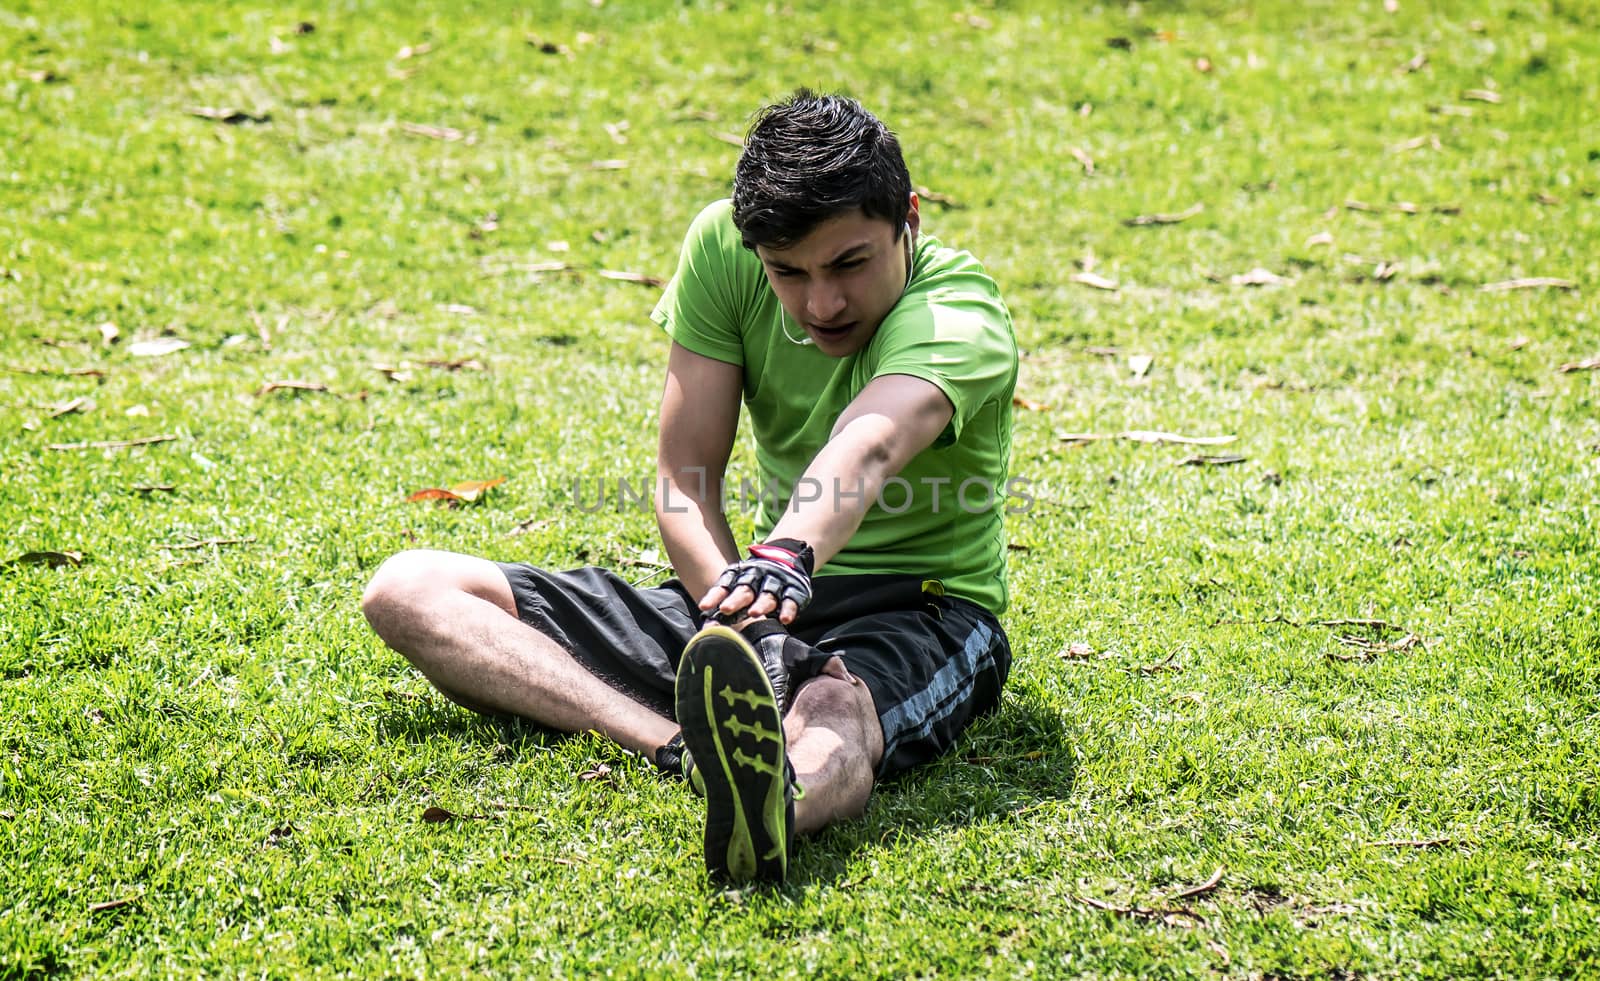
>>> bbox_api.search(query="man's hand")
[698,539,815,625]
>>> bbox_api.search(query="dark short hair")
[731,89,912,251]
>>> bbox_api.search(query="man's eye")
[838,260,864,270]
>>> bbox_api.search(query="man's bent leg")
[784,658,884,835]
[361,549,677,755]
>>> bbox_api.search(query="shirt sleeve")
[650,200,747,367]
[868,283,1015,443]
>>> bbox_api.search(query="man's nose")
[805,283,846,323]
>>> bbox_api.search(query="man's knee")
[789,672,885,766]
[361,549,517,633]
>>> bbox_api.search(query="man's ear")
[905,191,922,239]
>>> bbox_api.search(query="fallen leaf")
[1305,231,1334,248]
[1372,261,1401,281]
[508,516,553,537]
[407,488,464,503]
[1124,203,1204,226]
[1461,88,1501,104]
[373,364,413,383]
[527,36,573,56]
[98,322,120,346]
[914,185,962,208]
[422,806,456,823]
[1509,336,1531,351]
[1480,277,1575,292]
[1058,430,1237,446]
[1059,642,1095,660]
[1070,271,1119,291]
[421,357,485,372]
[1230,267,1286,287]
[1559,356,1600,373]
[1170,867,1226,900]
[255,380,330,396]
[439,303,477,315]
[401,122,465,141]
[1343,199,1376,212]
[545,240,568,252]
[1393,201,1419,214]
[47,396,94,418]
[1178,454,1248,466]
[1400,51,1428,73]
[1535,192,1560,206]
[598,270,665,288]
[449,477,507,502]
[154,536,255,551]
[88,897,139,913]
[588,159,628,170]
[1431,203,1461,215]
[1389,134,1442,154]
[1367,837,1455,849]
[579,763,613,782]
[1012,395,1050,411]
[48,434,177,451]
[395,42,433,60]
[6,550,85,569]
[1005,542,1031,551]
[1128,354,1154,378]
[126,405,149,417]
[186,106,271,124]
[1068,147,1095,174]
[128,337,191,357]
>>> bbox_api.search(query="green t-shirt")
[650,200,1018,615]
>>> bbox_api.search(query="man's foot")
[675,624,801,882]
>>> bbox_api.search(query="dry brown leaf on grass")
[1012,395,1050,412]
[1070,271,1119,291]
[255,380,330,396]
[1058,430,1237,446]
[599,269,666,288]
[1480,277,1576,292]
[187,106,270,124]
[1305,231,1334,248]
[1178,454,1248,467]
[6,550,85,569]
[421,806,492,823]
[1124,203,1203,227]
[401,121,465,142]
[1068,147,1095,174]
[128,337,190,357]
[421,357,485,372]
[1400,51,1428,73]
[1367,837,1457,849]
[1509,336,1532,351]
[1170,867,1226,901]
[155,537,255,551]
[48,434,177,451]
[395,42,433,60]
[1558,356,1600,373]
[1229,267,1287,287]
[47,396,94,418]
[88,897,139,914]
[1058,642,1096,661]
[1462,88,1502,104]
[915,185,963,208]
[1389,134,1442,154]
[508,516,553,537]
[406,476,508,505]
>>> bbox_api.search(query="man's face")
[755,204,918,358]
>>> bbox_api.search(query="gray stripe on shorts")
[877,618,996,768]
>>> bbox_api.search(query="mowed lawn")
[3,0,1598,976]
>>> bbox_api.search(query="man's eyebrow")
[761,242,874,274]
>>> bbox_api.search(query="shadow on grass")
[793,684,1077,888]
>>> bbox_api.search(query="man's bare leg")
[361,549,678,756]
[784,658,884,834]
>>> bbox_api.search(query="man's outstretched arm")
[656,341,744,600]
[701,372,953,623]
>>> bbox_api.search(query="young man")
[362,90,1018,883]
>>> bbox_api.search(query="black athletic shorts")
[496,563,1012,779]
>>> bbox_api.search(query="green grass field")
[3,0,1598,976]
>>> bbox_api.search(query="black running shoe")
[675,624,803,882]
